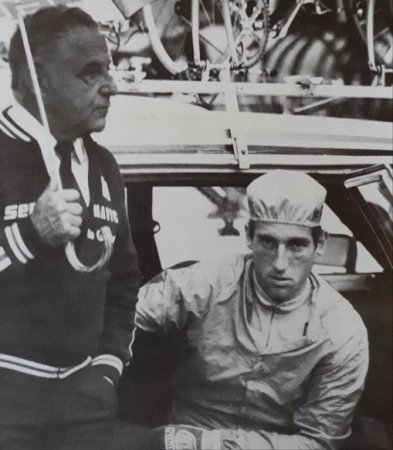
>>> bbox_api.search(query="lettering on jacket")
[93,204,119,224]
[87,228,116,243]
[4,203,36,221]
[3,203,119,224]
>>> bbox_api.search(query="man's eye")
[288,242,306,252]
[259,238,276,250]
[83,70,100,83]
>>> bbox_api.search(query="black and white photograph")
[0,0,392,449]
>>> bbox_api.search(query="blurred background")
[1,0,392,119]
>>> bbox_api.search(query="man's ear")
[19,61,47,98]
[315,230,328,256]
[36,63,49,96]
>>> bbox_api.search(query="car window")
[152,186,382,274]
[345,165,393,268]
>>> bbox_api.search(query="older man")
[133,170,369,450]
[0,6,139,449]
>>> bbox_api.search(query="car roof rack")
[95,80,392,179]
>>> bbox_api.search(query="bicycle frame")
[132,0,392,84]
[269,0,335,39]
[191,0,241,69]
[140,0,338,75]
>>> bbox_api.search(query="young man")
[0,6,139,449]
[134,170,369,450]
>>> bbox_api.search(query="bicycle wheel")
[345,0,393,69]
[192,0,270,69]
[143,0,270,75]
[143,0,191,74]
[222,0,270,68]
[190,0,233,68]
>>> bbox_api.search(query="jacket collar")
[252,269,312,313]
[4,103,84,163]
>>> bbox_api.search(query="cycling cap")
[247,170,326,227]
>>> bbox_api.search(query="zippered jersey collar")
[252,269,312,313]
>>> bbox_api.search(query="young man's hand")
[112,423,224,450]
[153,425,221,450]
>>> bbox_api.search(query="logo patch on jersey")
[3,203,36,221]
[101,177,111,201]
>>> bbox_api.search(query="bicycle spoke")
[217,0,225,21]
[199,31,226,55]
[200,0,213,27]
[173,35,189,60]
[374,26,389,39]
[179,12,225,57]
[178,14,195,31]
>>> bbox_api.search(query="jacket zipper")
[265,306,277,347]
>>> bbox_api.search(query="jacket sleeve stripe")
[0,245,11,271]
[0,254,12,272]
[0,114,31,142]
[0,121,16,139]
[92,354,123,375]
[3,108,33,142]
[11,223,34,260]
[5,226,28,263]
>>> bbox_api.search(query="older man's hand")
[31,179,83,246]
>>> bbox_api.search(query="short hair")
[248,220,323,247]
[9,6,98,91]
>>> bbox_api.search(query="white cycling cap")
[247,170,326,227]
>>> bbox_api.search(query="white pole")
[14,0,62,187]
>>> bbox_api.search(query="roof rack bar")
[117,80,392,99]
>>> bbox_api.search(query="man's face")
[40,27,117,140]
[248,222,324,303]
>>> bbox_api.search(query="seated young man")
[128,170,369,450]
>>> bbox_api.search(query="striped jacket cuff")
[15,217,49,260]
[2,220,38,267]
[0,246,12,272]
[92,354,123,386]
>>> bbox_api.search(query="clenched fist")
[30,178,83,246]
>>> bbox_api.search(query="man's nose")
[100,72,118,97]
[272,245,289,272]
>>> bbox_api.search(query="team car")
[94,86,392,450]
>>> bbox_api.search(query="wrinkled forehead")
[253,221,314,240]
